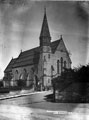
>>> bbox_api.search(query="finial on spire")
[44,6,46,13]
[60,35,63,40]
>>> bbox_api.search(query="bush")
[52,65,89,102]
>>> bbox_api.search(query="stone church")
[4,9,72,90]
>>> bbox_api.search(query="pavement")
[0,88,44,100]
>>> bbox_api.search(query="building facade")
[4,9,72,90]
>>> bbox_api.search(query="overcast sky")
[0,0,89,78]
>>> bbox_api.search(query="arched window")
[51,65,54,77]
[64,61,66,69]
[23,69,27,80]
[61,57,63,73]
[44,56,46,62]
[20,69,28,80]
[15,70,19,80]
[57,60,59,74]
[15,70,18,74]
[24,69,26,73]
[19,73,22,80]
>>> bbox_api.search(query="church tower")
[39,8,52,90]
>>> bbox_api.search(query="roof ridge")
[8,39,62,68]
[21,39,60,54]
[21,46,39,54]
[51,38,61,43]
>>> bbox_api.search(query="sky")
[0,0,89,78]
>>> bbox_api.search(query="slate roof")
[13,47,40,68]
[4,39,71,71]
[4,58,17,73]
[4,38,71,70]
[51,39,61,53]
[12,40,61,68]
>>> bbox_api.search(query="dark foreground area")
[45,93,89,103]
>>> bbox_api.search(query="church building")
[4,9,72,90]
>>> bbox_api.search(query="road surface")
[0,90,89,120]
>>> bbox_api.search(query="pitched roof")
[12,40,61,68]
[4,58,17,73]
[51,39,61,53]
[5,38,71,69]
[13,47,40,68]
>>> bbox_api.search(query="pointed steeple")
[40,7,51,46]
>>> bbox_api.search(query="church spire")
[40,7,51,46]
